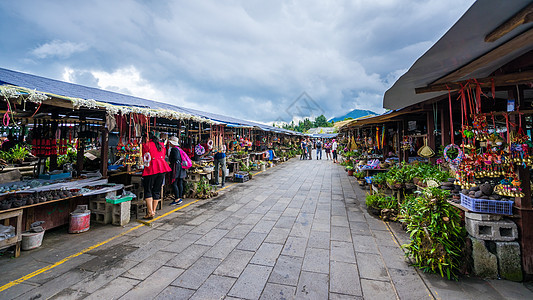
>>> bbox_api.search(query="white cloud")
[0,0,476,122]
[31,40,88,59]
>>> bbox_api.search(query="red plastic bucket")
[69,211,90,233]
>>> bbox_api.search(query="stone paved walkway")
[1,155,533,299]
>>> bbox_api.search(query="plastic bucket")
[21,231,45,250]
[69,211,90,233]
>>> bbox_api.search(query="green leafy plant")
[365,193,398,210]
[354,171,365,179]
[400,187,466,280]
[1,144,30,164]
[371,172,387,187]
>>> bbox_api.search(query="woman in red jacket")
[142,133,171,219]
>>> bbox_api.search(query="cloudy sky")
[0,0,475,124]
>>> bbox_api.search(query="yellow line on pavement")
[0,200,199,293]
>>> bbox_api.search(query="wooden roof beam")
[415,69,533,94]
[485,3,533,42]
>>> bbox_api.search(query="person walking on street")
[332,138,338,163]
[168,136,186,206]
[214,145,227,187]
[306,138,313,160]
[141,132,171,219]
[324,140,332,160]
[300,139,307,160]
[316,138,323,160]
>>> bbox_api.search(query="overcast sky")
[0,0,475,124]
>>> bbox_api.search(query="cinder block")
[465,218,518,241]
[92,211,112,224]
[465,212,502,221]
[470,236,498,279]
[112,201,131,226]
[90,199,112,224]
[496,241,523,282]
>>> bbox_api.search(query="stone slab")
[228,264,273,299]
[466,218,518,241]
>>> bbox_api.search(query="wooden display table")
[0,209,23,257]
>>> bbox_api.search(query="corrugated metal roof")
[383,0,533,110]
[0,67,301,135]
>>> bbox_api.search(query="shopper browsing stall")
[141,133,171,219]
[214,145,226,187]
[168,136,189,206]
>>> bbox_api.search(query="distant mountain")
[328,109,377,123]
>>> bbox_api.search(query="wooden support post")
[441,102,451,146]
[100,127,109,178]
[508,87,533,277]
[426,111,436,164]
[77,117,85,177]
[49,113,59,171]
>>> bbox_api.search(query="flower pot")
[348,170,354,176]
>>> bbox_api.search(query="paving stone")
[289,221,312,238]
[282,208,300,217]
[330,261,362,296]
[69,259,137,294]
[330,240,356,263]
[311,220,331,232]
[349,221,372,236]
[388,268,432,300]
[241,213,264,225]
[330,293,364,300]
[225,224,254,239]
[260,283,297,300]
[251,243,284,267]
[352,235,379,254]
[154,286,195,300]
[190,274,236,300]
[161,233,202,253]
[228,264,273,299]
[84,277,140,300]
[186,213,212,225]
[268,255,303,286]
[165,244,211,269]
[307,230,330,249]
[203,237,241,259]
[125,229,168,246]
[331,215,350,227]
[252,220,277,234]
[0,282,39,300]
[361,278,397,299]
[120,251,174,281]
[194,228,229,246]
[281,236,308,257]
[236,232,268,251]
[157,225,196,241]
[295,271,329,299]
[331,225,352,242]
[16,269,93,300]
[379,245,411,270]
[215,216,243,230]
[119,266,183,300]
[49,288,90,300]
[213,249,255,278]
[264,227,291,244]
[274,216,296,229]
[124,239,172,262]
[302,248,330,274]
[171,257,221,290]
[188,220,221,235]
[356,252,389,281]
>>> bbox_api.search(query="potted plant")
[346,165,354,176]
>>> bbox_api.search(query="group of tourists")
[140,132,226,220]
[300,138,338,162]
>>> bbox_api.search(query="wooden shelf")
[0,195,82,214]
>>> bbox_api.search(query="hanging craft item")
[444,144,463,165]
[417,138,435,158]
[207,139,214,150]
[195,144,205,156]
